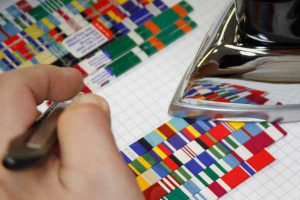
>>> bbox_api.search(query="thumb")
[56,94,142,199]
[58,94,114,170]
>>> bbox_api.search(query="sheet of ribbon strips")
[0,0,196,93]
[0,0,296,199]
[183,79,281,105]
[121,117,288,199]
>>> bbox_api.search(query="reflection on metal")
[169,1,300,122]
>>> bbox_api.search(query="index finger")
[0,65,83,155]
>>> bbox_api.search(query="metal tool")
[2,103,67,170]
[169,0,300,122]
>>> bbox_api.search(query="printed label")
[79,51,112,74]
[84,67,115,91]
[62,24,109,58]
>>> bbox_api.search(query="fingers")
[57,94,113,170]
[57,94,142,199]
[0,65,83,156]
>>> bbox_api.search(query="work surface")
[97,0,300,199]
[0,0,299,199]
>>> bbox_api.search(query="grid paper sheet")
[97,0,300,199]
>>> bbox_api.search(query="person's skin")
[0,65,143,200]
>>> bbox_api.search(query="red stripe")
[244,131,274,154]
[272,122,287,136]
[185,145,197,157]
[57,9,80,31]
[247,149,275,171]
[81,85,92,93]
[0,28,10,38]
[208,181,227,198]
[162,157,179,171]
[73,64,88,77]
[181,128,196,140]
[110,7,126,19]
[165,175,178,188]
[221,166,250,189]
[209,124,232,141]
[181,148,193,159]
[4,35,20,46]
[160,179,172,191]
[19,46,33,59]
[143,183,168,200]
[84,8,98,20]
[92,20,114,40]
[157,123,176,138]
[241,127,253,138]
[231,151,243,163]
[157,144,172,156]
[199,134,215,147]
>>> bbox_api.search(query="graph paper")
[97,0,300,199]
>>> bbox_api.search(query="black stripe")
[138,138,153,151]
[169,154,183,166]
[195,138,209,150]
[184,118,196,125]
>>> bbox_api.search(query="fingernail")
[72,94,110,113]
[72,94,102,105]
[70,94,111,124]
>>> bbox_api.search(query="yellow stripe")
[197,97,206,100]
[228,122,245,130]
[128,163,141,175]
[115,0,128,5]
[71,0,85,12]
[137,157,151,170]
[136,175,151,191]
[142,170,160,185]
[13,52,24,63]
[41,18,55,30]
[152,146,167,159]
[35,50,56,64]
[0,51,5,59]
[107,11,122,23]
[155,129,167,140]
[186,125,201,138]
[25,25,43,39]
[27,44,38,55]
[166,122,178,133]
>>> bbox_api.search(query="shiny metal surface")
[169,1,300,122]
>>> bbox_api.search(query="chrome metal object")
[169,1,300,122]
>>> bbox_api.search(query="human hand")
[0,65,143,200]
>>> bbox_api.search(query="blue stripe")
[195,120,211,132]
[4,50,20,65]
[231,129,251,144]
[2,58,14,70]
[169,118,189,132]
[183,180,201,195]
[122,1,140,14]
[167,134,186,150]
[120,151,132,164]
[185,159,204,175]
[6,5,22,18]
[130,141,147,156]
[197,151,215,167]
[135,13,153,25]
[243,123,263,136]
[129,8,149,22]
[152,162,169,178]
[223,153,240,169]
[144,131,164,147]
[241,162,255,175]
[219,141,232,152]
